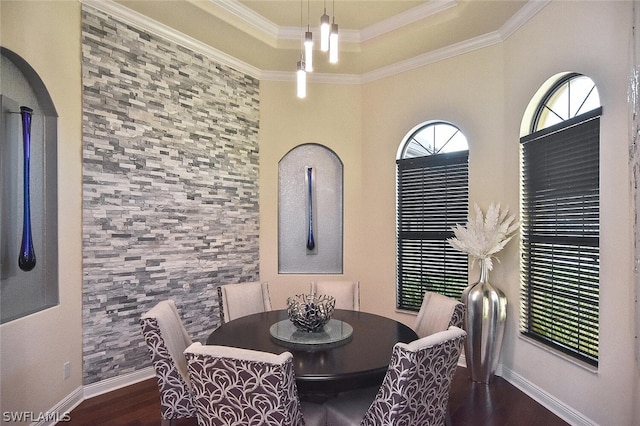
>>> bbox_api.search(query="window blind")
[520,108,601,366]
[396,151,469,310]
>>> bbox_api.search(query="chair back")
[184,343,304,426]
[310,280,360,311]
[139,300,196,420]
[362,326,467,426]
[218,281,272,323]
[413,291,465,338]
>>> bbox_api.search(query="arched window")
[520,73,601,366]
[396,122,469,310]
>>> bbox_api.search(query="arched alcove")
[1,47,59,323]
[278,143,343,274]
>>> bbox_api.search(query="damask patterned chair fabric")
[139,300,196,422]
[184,343,327,426]
[218,281,272,323]
[413,291,465,338]
[324,326,467,426]
[310,280,360,311]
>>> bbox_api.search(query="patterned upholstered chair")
[217,281,272,323]
[413,291,465,338]
[139,300,196,425]
[184,343,327,426]
[324,326,467,426]
[310,280,360,311]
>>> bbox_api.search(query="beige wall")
[0,0,83,421]
[503,2,637,424]
[257,1,639,425]
[258,80,364,308]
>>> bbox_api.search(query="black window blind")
[520,108,601,366]
[396,151,469,310]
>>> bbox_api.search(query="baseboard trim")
[83,367,155,400]
[35,368,155,425]
[499,365,598,426]
[32,386,83,426]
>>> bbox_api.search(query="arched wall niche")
[278,143,344,274]
[0,47,59,323]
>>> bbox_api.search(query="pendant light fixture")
[329,22,338,63]
[298,0,339,97]
[304,0,313,71]
[320,0,330,52]
[296,58,306,98]
[296,0,307,98]
[328,0,339,64]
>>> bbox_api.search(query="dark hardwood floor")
[67,367,568,425]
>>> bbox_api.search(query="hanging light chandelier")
[296,0,339,98]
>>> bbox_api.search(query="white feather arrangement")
[447,203,519,271]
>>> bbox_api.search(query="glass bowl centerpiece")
[287,294,336,332]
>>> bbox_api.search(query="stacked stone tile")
[81,5,260,384]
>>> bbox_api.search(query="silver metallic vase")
[461,258,507,383]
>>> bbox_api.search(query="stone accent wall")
[81,5,260,384]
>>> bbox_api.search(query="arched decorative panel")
[278,144,343,274]
[0,47,59,323]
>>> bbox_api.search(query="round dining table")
[206,309,418,396]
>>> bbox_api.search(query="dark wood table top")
[206,309,418,395]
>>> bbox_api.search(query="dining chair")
[217,281,272,323]
[324,326,467,426]
[413,291,465,338]
[184,342,327,426]
[139,300,196,425]
[310,280,360,311]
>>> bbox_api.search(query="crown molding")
[262,70,362,85]
[361,30,503,84]
[360,0,551,84]
[208,0,281,39]
[81,0,262,79]
[499,0,550,39]
[81,0,550,86]
[210,0,457,44]
[360,0,458,42]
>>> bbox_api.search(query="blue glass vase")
[18,106,36,272]
[306,167,315,251]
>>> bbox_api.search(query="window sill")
[518,334,599,374]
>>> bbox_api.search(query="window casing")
[396,123,469,311]
[520,74,601,366]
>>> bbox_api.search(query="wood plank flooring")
[67,367,568,425]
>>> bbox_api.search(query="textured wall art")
[81,5,260,384]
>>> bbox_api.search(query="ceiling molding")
[359,0,458,42]
[360,0,551,84]
[279,26,361,44]
[81,0,550,86]
[361,31,502,84]
[81,0,262,78]
[210,0,458,44]
[209,0,281,39]
[262,70,362,85]
[499,0,550,39]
